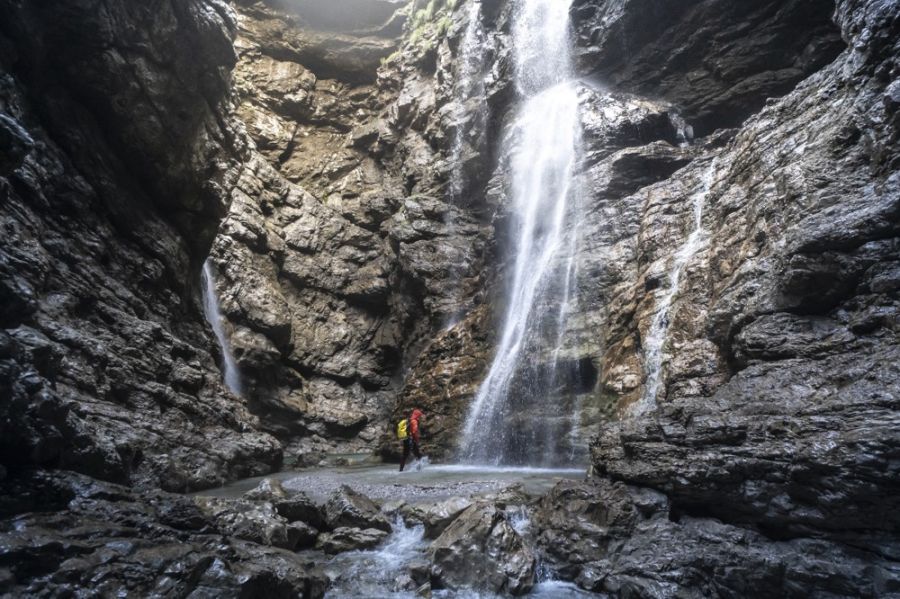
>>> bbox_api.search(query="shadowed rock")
[430,502,536,596]
[325,484,392,533]
[316,526,389,554]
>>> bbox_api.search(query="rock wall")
[385,0,900,590]
[386,0,856,460]
[0,0,283,492]
[206,0,894,477]
[577,0,900,592]
[208,0,499,460]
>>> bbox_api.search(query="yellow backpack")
[396,418,409,440]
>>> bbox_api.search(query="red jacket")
[409,409,423,443]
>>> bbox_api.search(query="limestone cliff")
[207,0,496,460]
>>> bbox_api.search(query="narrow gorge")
[1,0,898,597]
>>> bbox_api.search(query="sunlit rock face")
[209,0,500,459]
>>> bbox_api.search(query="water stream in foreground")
[203,463,589,597]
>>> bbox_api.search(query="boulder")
[401,496,473,538]
[430,503,536,596]
[274,492,327,530]
[532,479,667,579]
[0,472,327,598]
[243,477,289,502]
[289,520,320,549]
[315,527,389,554]
[194,496,305,551]
[325,485,392,533]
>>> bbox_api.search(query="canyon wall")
[533,0,900,593]
[0,0,283,492]
[208,0,499,461]
[208,0,862,464]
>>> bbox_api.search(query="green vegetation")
[380,0,461,67]
[405,0,459,57]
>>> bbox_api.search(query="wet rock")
[572,0,846,135]
[315,526,388,554]
[408,558,431,586]
[430,502,536,596]
[0,0,283,491]
[194,496,305,550]
[532,479,666,579]
[243,477,289,502]
[533,479,899,596]
[275,492,327,530]
[0,113,33,176]
[401,496,474,538]
[325,485,392,533]
[0,471,326,598]
[289,520,320,550]
[732,312,856,365]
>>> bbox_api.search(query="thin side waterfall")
[443,0,488,327]
[201,259,243,396]
[448,0,487,203]
[640,160,718,411]
[459,0,582,465]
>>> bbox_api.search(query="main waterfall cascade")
[459,0,584,466]
[201,260,244,397]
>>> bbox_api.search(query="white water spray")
[640,160,718,410]
[201,259,243,396]
[460,0,582,465]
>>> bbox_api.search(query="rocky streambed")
[203,463,590,597]
[0,464,589,597]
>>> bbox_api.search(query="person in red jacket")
[399,409,424,472]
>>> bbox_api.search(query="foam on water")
[324,517,427,599]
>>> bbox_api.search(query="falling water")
[323,517,427,598]
[448,0,488,203]
[460,0,582,465]
[443,1,489,327]
[201,259,243,396]
[669,112,694,147]
[640,160,718,410]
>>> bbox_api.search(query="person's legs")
[412,439,422,461]
[399,438,411,471]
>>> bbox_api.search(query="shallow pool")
[200,461,587,504]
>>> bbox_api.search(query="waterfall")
[640,160,718,411]
[443,1,489,327]
[448,0,487,204]
[459,0,582,466]
[201,259,243,396]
